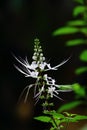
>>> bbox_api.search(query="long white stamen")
[14,65,30,77]
[24,86,30,103]
[18,84,34,103]
[53,94,63,101]
[13,55,29,68]
[45,58,70,71]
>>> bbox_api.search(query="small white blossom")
[39,62,47,70]
[47,86,63,100]
[48,86,56,98]
[32,56,37,60]
[14,64,39,78]
[43,74,57,86]
[29,71,39,78]
[29,62,38,70]
[45,58,70,71]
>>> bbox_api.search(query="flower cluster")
[14,38,71,104]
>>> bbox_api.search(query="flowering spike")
[14,38,71,104]
[32,38,45,63]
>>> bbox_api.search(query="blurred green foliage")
[72,83,86,98]
[53,1,87,118]
[53,0,87,75]
[75,66,87,74]
[57,101,82,113]
[80,50,87,61]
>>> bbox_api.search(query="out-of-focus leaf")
[80,50,87,61]
[34,116,51,123]
[65,115,87,122]
[66,39,86,46]
[74,115,87,121]
[67,20,86,26]
[80,28,87,34]
[63,112,87,122]
[72,83,86,97]
[74,0,84,4]
[73,6,86,17]
[58,101,82,113]
[75,67,87,74]
[53,27,79,36]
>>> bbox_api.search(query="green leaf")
[74,0,84,4]
[66,39,86,46]
[34,116,51,123]
[74,115,87,121]
[80,28,87,34]
[44,110,64,119]
[80,50,87,61]
[58,101,82,113]
[72,83,86,97]
[63,113,87,122]
[67,20,86,26]
[53,27,79,36]
[75,67,87,74]
[73,6,86,17]
[65,115,87,122]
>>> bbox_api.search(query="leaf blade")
[75,67,87,74]
[58,101,82,113]
[66,39,86,46]
[67,20,86,26]
[53,27,79,36]
[73,6,86,17]
[34,116,51,123]
[80,50,87,61]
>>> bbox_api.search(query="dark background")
[0,0,86,130]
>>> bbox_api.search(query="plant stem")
[64,119,69,130]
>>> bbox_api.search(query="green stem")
[64,119,70,130]
[51,116,58,129]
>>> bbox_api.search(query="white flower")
[29,61,38,70]
[48,86,56,98]
[29,71,39,78]
[40,62,47,70]
[47,86,63,100]
[14,64,39,78]
[45,58,70,71]
[43,74,57,87]
[13,55,38,70]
